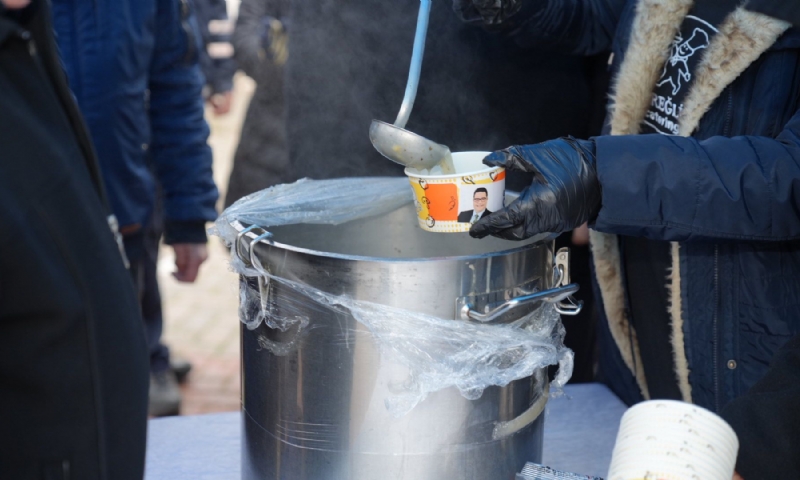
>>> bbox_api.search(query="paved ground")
[157,74,255,415]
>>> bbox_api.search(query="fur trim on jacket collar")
[590,0,789,402]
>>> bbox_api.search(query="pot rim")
[233,220,555,264]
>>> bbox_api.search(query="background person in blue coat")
[51,0,219,416]
[455,0,800,477]
[133,0,236,399]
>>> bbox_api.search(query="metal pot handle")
[459,283,580,322]
[552,247,583,316]
[460,247,584,322]
[237,228,274,318]
[236,224,258,261]
[492,382,550,440]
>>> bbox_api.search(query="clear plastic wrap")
[211,178,573,417]
[210,177,413,245]
[238,272,572,416]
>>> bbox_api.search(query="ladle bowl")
[369,0,453,171]
[369,120,452,170]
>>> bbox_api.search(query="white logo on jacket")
[656,27,710,95]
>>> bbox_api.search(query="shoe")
[170,357,193,384]
[149,370,181,417]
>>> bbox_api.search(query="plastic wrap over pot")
[210,177,574,416]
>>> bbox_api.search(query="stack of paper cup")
[607,400,739,480]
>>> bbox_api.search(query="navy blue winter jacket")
[51,0,218,243]
[507,0,800,414]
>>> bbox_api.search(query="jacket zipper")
[723,89,734,137]
[712,245,720,411]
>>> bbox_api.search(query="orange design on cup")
[406,152,506,233]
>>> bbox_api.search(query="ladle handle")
[394,0,431,129]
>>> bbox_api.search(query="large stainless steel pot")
[233,200,580,480]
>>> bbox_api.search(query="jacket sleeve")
[485,0,627,55]
[149,0,219,243]
[591,110,800,242]
[191,0,236,95]
[720,334,800,479]
[233,0,286,82]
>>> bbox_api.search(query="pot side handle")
[459,283,581,322]
[460,247,584,322]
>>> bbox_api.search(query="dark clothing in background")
[284,0,599,185]
[224,0,291,207]
[721,333,800,479]
[621,238,681,400]
[0,3,148,478]
[192,0,237,96]
[555,234,598,383]
[747,0,800,27]
[129,201,172,374]
[558,53,610,384]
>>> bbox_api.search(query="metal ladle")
[369,0,454,172]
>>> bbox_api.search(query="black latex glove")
[451,0,523,25]
[470,137,601,241]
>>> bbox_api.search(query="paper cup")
[404,151,505,233]
[607,400,739,480]
[616,405,738,458]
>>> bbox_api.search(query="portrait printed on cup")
[458,184,503,224]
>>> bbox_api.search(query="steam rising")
[284,0,594,191]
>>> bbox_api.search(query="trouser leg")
[125,212,170,374]
[141,216,170,373]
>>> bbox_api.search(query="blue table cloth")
[145,383,626,479]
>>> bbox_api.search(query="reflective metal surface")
[553,249,583,315]
[369,119,453,170]
[459,283,579,323]
[236,202,560,480]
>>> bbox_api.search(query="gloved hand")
[470,137,601,241]
[451,0,524,26]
